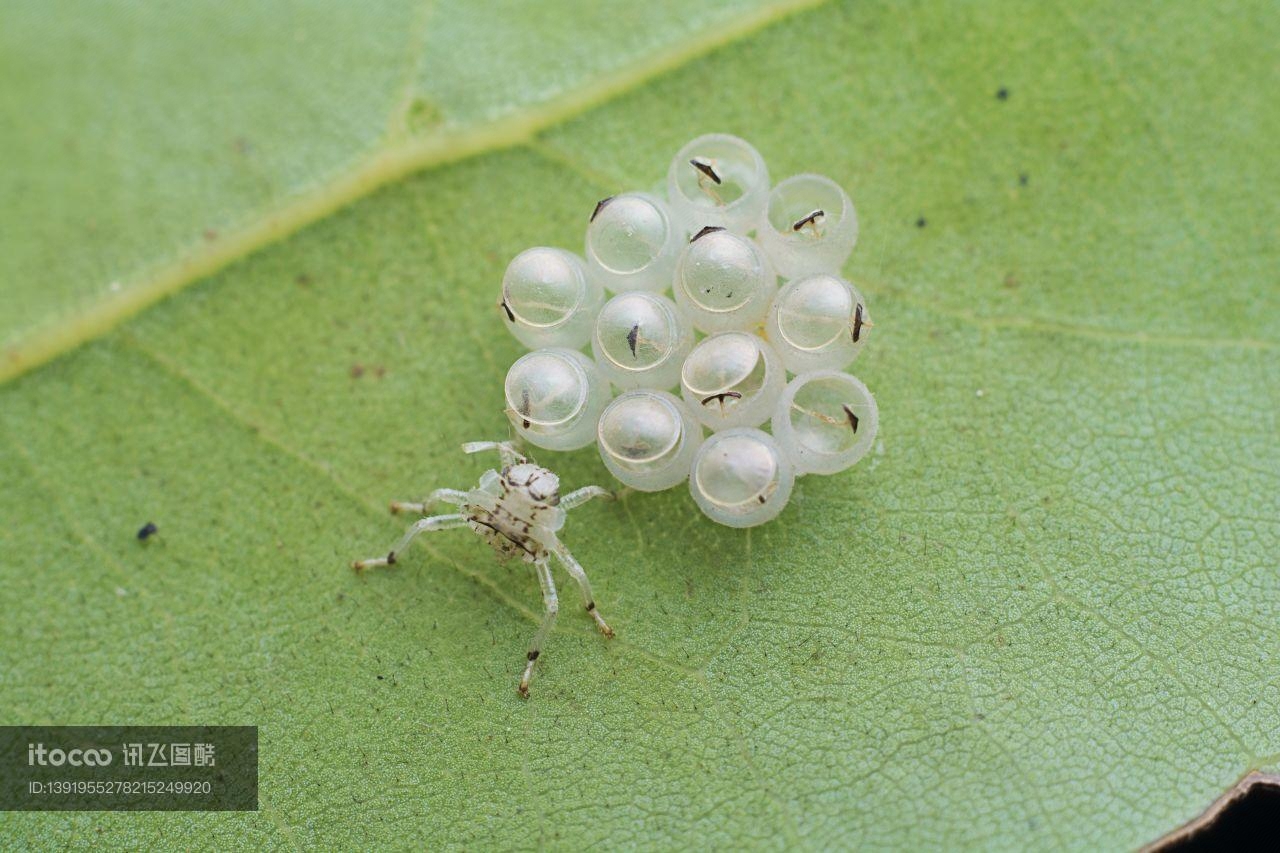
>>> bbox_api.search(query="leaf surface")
[1,0,1277,848]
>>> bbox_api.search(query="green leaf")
[2,0,1277,848]
[0,0,821,379]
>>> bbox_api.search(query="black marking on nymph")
[701,391,743,407]
[792,209,825,232]
[500,298,515,322]
[852,303,866,342]
[842,404,860,433]
[590,196,615,222]
[691,225,725,243]
[627,323,640,357]
[470,516,538,557]
[690,157,721,184]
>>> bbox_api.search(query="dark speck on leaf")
[916,217,927,228]
[996,87,1009,100]
[137,522,158,541]
[1019,173,1029,186]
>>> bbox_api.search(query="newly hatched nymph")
[351,441,614,697]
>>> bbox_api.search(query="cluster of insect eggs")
[498,134,877,528]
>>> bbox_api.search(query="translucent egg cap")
[772,370,879,475]
[758,174,858,279]
[667,134,770,232]
[593,291,692,389]
[776,274,851,347]
[600,395,681,469]
[502,248,587,326]
[682,333,765,397]
[690,428,795,527]
[585,192,679,292]
[680,333,784,430]
[597,390,702,492]
[673,229,776,333]
[500,248,602,349]
[504,348,610,451]
[697,435,776,506]
[505,350,589,429]
[766,274,869,372]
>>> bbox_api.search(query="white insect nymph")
[351,440,614,697]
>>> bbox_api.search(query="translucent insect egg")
[672,228,777,334]
[689,428,794,527]
[756,174,858,279]
[592,291,693,391]
[500,247,603,350]
[504,348,611,451]
[765,273,870,373]
[680,332,785,431]
[666,133,770,234]
[772,370,879,475]
[597,390,703,491]
[584,192,681,293]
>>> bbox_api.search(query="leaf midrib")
[0,0,829,387]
